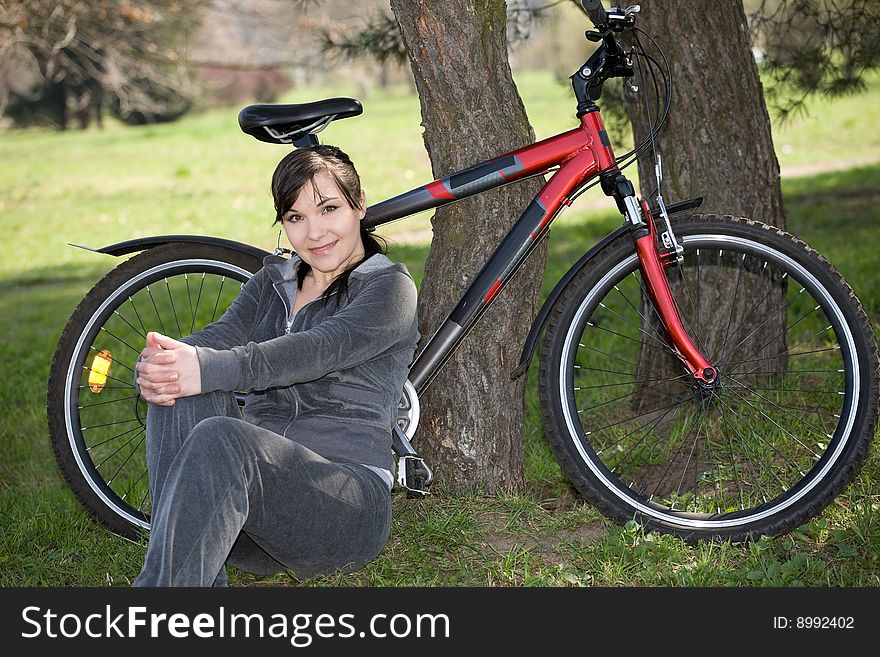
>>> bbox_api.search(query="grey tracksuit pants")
[132,391,393,587]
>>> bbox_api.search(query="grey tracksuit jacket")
[181,251,420,474]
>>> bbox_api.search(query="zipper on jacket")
[271,281,301,426]
[271,277,338,434]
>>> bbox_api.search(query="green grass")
[1,70,878,587]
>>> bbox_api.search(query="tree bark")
[623,0,788,409]
[389,0,547,493]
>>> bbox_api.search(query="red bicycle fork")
[631,199,717,385]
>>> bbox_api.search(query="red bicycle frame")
[363,108,716,394]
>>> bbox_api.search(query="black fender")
[510,196,703,380]
[69,234,271,260]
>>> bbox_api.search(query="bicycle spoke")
[185,272,195,335]
[725,374,836,444]
[586,397,687,440]
[82,417,141,431]
[578,342,638,368]
[696,249,702,348]
[576,364,642,377]
[111,308,147,341]
[106,433,146,486]
[718,253,746,361]
[79,394,139,410]
[164,277,183,337]
[121,464,150,503]
[609,400,685,473]
[98,326,142,359]
[715,401,747,511]
[585,319,688,374]
[594,398,686,455]
[719,388,812,472]
[85,424,143,450]
[87,344,136,375]
[190,272,207,334]
[79,385,133,390]
[715,394,793,496]
[575,373,689,391]
[716,276,798,366]
[613,282,669,348]
[645,405,703,504]
[577,375,683,415]
[93,427,145,471]
[146,285,168,336]
[726,385,839,395]
[139,484,152,514]
[731,323,838,379]
[127,295,148,336]
[211,276,227,322]
[716,397,778,503]
[720,299,821,372]
[632,401,688,496]
[722,346,840,370]
[677,403,708,512]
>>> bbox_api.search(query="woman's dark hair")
[271,144,386,305]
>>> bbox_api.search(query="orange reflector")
[88,349,113,393]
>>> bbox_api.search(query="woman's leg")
[143,390,240,510]
[134,415,391,586]
[135,391,249,587]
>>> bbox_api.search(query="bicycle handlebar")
[582,0,607,28]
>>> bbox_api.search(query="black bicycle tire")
[538,214,878,542]
[47,243,263,540]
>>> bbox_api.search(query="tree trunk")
[390,0,547,493]
[623,0,788,409]
[624,0,785,225]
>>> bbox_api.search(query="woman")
[131,145,420,586]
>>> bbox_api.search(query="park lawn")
[0,70,878,586]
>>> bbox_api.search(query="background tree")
[0,0,208,128]
[389,0,548,493]
[751,0,880,120]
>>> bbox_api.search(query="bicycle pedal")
[396,455,433,498]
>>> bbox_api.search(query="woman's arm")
[196,270,418,393]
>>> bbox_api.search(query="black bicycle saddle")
[238,98,363,144]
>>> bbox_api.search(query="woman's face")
[281,171,366,283]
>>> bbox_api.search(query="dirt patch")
[532,481,587,513]
[476,510,606,564]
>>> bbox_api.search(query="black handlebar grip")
[582,0,607,27]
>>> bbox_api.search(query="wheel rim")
[557,233,860,531]
[63,258,254,532]
[396,379,420,439]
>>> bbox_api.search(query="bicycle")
[47,0,878,544]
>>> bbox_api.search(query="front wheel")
[47,243,263,539]
[538,215,878,542]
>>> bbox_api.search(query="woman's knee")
[183,416,256,465]
[187,416,241,449]
[146,391,238,426]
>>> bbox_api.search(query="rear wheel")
[47,243,263,539]
[539,215,878,541]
